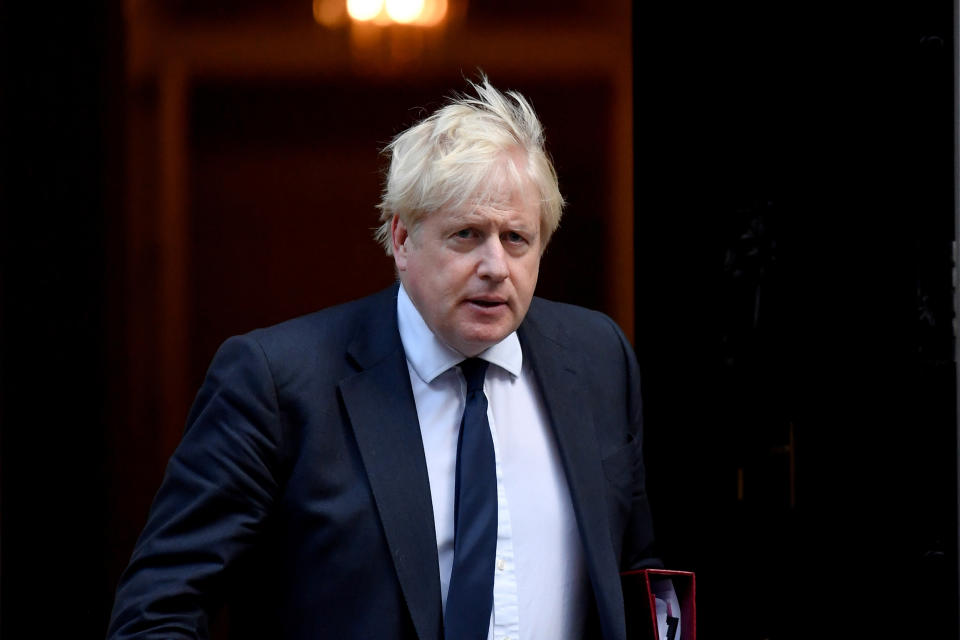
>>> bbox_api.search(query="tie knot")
[459,358,489,393]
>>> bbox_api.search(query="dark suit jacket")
[107,284,659,640]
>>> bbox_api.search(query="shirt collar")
[397,283,523,384]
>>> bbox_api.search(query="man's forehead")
[446,174,541,218]
[432,200,542,229]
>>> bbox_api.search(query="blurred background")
[0,0,956,638]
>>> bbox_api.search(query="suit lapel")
[519,313,627,640]
[339,286,442,640]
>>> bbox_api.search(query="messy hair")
[375,75,564,255]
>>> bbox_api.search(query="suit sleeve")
[107,334,287,640]
[602,315,663,571]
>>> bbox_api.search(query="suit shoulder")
[527,296,625,338]
[218,285,397,374]
[524,296,633,366]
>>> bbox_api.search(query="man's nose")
[476,237,509,281]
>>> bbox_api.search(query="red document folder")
[621,569,696,640]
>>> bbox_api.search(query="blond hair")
[375,76,564,255]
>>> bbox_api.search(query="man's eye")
[454,229,476,239]
[506,232,526,244]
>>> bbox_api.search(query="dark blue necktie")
[444,358,497,640]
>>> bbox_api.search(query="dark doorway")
[634,3,957,637]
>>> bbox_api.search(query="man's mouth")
[467,298,506,308]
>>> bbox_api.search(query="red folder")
[621,569,696,640]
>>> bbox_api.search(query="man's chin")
[449,328,513,357]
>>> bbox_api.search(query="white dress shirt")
[397,285,588,640]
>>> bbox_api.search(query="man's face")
[392,175,543,357]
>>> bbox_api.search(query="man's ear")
[391,215,409,271]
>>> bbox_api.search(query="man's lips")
[465,297,507,308]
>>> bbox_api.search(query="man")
[108,77,660,640]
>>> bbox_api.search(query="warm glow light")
[313,0,346,26]
[410,0,447,26]
[385,0,425,23]
[347,0,384,21]
[342,0,449,27]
